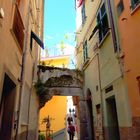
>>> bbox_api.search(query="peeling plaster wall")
[39,66,83,86]
[36,66,83,107]
[27,88,40,140]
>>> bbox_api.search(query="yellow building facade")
[39,55,70,139]
[41,55,70,68]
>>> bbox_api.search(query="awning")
[30,31,44,50]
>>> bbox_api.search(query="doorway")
[86,89,95,140]
[0,74,16,140]
[106,97,120,140]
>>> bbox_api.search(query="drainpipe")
[106,0,118,53]
[26,62,36,140]
[26,0,45,139]
[16,0,31,139]
[107,0,124,77]
[97,52,105,140]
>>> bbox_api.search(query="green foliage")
[34,80,51,108]
[47,133,53,138]
[34,80,49,99]
[34,80,45,94]
[38,133,45,140]
[60,41,65,54]
[64,34,68,40]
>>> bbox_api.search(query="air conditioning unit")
[0,8,4,18]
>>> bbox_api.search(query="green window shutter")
[96,3,109,43]
[83,40,88,62]
[131,0,140,10]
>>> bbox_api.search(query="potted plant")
[47,133,53,140]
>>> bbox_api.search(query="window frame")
[97,3,109,43]
[83,40,88,62]
[117,0,124,16]
[12,4,25,51]
[81,1,86,25]
[130,0,140,10]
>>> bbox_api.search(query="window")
[136,76,140,94]
[82,2,86,25]
[97,3,109,43]
[89,25,98,41]
[16,0,21,6]
[131,0,140,10]
[83,40,88,62]
[117,0,124,16]
[12,5,24,50]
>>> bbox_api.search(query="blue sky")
[43,0,76,57]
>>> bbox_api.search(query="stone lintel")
[48,87,83,96]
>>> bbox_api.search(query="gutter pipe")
[16,0,31,139]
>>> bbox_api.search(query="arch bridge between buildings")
[35,65,84,108]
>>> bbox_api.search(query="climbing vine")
[34,79,52,108]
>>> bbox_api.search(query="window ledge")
[82,58,90,70]
[98,31,110,48]
[130,3,140,15]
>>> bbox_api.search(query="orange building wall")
[39,96,67,133]
[39,55,70,134]
[115,0,140,116]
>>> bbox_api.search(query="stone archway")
[35,65,85,139]
[35,65,83,108]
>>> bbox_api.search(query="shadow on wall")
[15,130,38,140]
